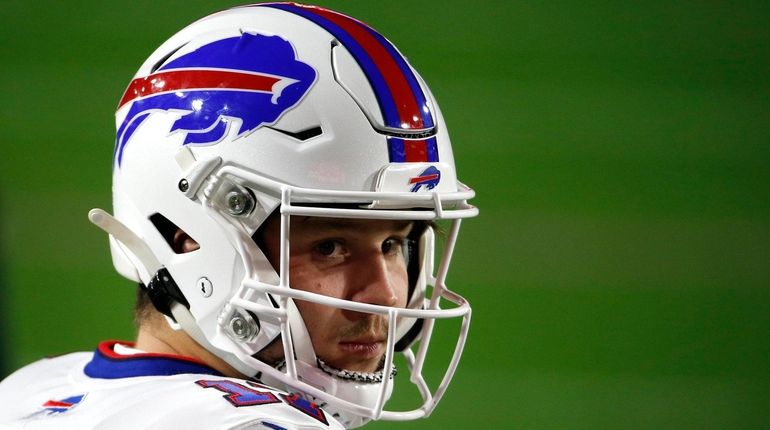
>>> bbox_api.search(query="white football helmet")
[90,3,477,427]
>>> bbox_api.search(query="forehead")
[293,217,414,234]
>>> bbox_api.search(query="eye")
[381,238,404,256]
[314,240,344,257]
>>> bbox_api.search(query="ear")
[172,228,200,254]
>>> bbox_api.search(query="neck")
[135,311,245,378]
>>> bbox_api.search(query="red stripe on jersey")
[43,400,73,408]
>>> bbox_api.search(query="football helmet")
[90,3,477,427]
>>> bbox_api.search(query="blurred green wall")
[1,1,769,428]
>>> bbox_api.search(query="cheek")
[287,258,342,340]
[289,256,344,297]
[292,298,340,355]
[294,299,334,333]
[391,262,410,307]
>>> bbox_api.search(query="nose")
[347,251,401,308]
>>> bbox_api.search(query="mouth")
[338,338,386,360]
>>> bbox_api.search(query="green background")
[2,1,769,428]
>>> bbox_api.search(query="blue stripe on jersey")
[84,341,222,379]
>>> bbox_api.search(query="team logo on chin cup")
[408,166,441,192]
[114,33,317,166]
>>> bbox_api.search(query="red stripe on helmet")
[404,139,429,162]
[119,69,282,108]
[304,7,425,129]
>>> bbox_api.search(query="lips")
[330,319,390,369]
[338,337,386,360]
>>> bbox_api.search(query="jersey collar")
[84,340,223,379]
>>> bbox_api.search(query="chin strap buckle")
[146,267,190,320]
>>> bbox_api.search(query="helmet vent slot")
[149,43,187,73]
[267,125,323,141]
[379,127,436,139]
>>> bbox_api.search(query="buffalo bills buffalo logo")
[114,33,317,166]
[409,166,441,192]
[22,394,87,419]
[41,394,86,414]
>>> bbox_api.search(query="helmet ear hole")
[172,230,200,254]
[149,213,199,254]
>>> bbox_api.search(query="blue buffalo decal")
[409,166,441,192]
[114,33,317,166]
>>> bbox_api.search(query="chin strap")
[88,207,255,377]
[273,298,396,428]
[90,207,394,428]
[145,268,190,320]
[169,302,256,377]
[285,297,315,365]
[89,209,189,321]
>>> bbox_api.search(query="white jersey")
[0,341,345,430]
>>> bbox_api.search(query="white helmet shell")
[100,3,477,427]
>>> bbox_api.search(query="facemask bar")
[235,219,471,421]
[214,164,478,220]
[189,163,477,421]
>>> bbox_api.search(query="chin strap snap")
[146,267,190,319]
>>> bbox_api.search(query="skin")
[135,229,243,377]
[259,216,413,373]
[135,216,413,376]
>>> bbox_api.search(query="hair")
[134,284,155,328]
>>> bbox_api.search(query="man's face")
[260,216,413,373]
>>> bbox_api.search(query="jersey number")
[196,379,328,425]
